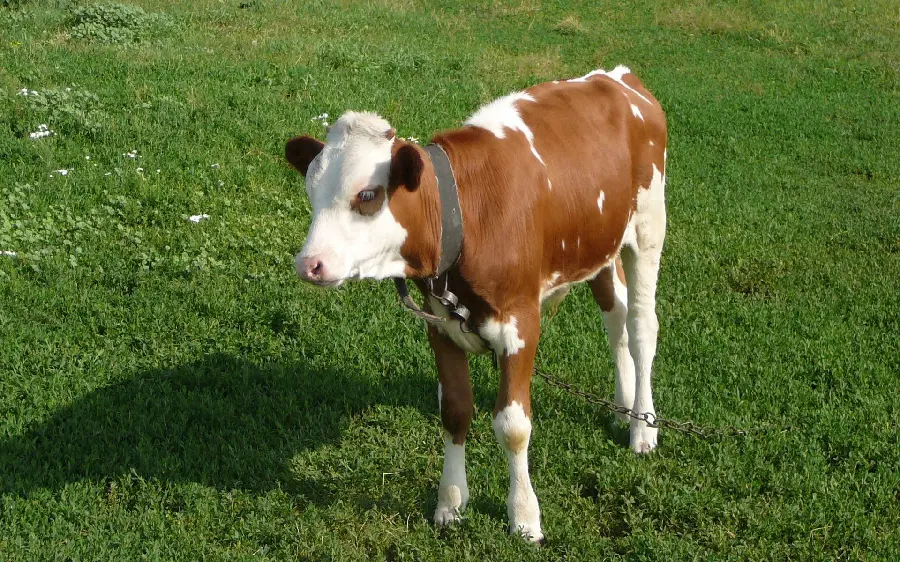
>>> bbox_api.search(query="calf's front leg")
[427,325,474,526]
[483,311,544,542]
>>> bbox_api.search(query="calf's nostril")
[310,261,322,275]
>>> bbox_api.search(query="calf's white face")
[287,112,410,286]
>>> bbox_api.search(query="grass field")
[1,0,898,559]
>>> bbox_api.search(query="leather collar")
[423,143,463,277]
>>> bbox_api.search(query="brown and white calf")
[286,66,667,541]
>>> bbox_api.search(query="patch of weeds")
[725,258,779,299]
[14,85,106,137]
[68,3,171,45]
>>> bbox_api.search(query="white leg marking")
[434,433,469,526]
[621,164,666,454]
[601,263,636,424]
[480,316,526,356]
[493,402,542,542]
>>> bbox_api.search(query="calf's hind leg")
[588,258,636,424]
[620,172,667,454]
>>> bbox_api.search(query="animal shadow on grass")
[0,350,625,522]
[0,353,437,511]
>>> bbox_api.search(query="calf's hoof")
[630,422,658,454]
[433,484,467,526]
[434,506,463,526]
[511,523,545,544]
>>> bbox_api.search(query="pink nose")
[298,255,325,283]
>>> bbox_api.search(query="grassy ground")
[1,0,898,559]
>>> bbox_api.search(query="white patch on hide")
[465,92,545,166]
[480,316,526,356]
[631,104,644,120]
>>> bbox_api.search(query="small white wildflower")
[18,88,29,96]
[29,124,53,140]
[211,163,220,169]
[55,169,71,176]
[85,155,91,160]
[406,137,420,144]
[124,150,138,159]
[136,167,144,173]
[1,250,18,258]
[104,172,112,176]
[218,180,224,187]
[156,169,161,173]
[252,40,257,46]
[189,214,210,223]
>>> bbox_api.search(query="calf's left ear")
[285,135,325,176]
[389,143,424,191]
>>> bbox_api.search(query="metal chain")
[533,367,793,439]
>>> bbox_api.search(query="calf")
[286,66,667,542]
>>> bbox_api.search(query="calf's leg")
[588,258,636,424]
[483,311,543,542]
[620,169,667,454]
[427,326,474,526]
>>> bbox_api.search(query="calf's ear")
[389,143,424,191]
[285,136,325,176]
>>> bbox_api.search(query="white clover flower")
[211,163,220,169]
[311,113,330,128]
[55,169,71,176]
[29,124,53,140]
[189,214,210,223]
[1,250,17,258]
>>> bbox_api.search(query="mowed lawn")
[1,0,898,559]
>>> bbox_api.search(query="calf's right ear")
[285,136,325,177]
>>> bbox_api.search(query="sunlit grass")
[0,0,897,559]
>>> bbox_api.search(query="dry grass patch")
[553,15,587,36]
[654,1,763,34]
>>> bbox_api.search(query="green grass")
[1,0,898,559]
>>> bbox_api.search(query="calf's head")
[286,112,426,286]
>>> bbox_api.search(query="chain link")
[533,367,793,439]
